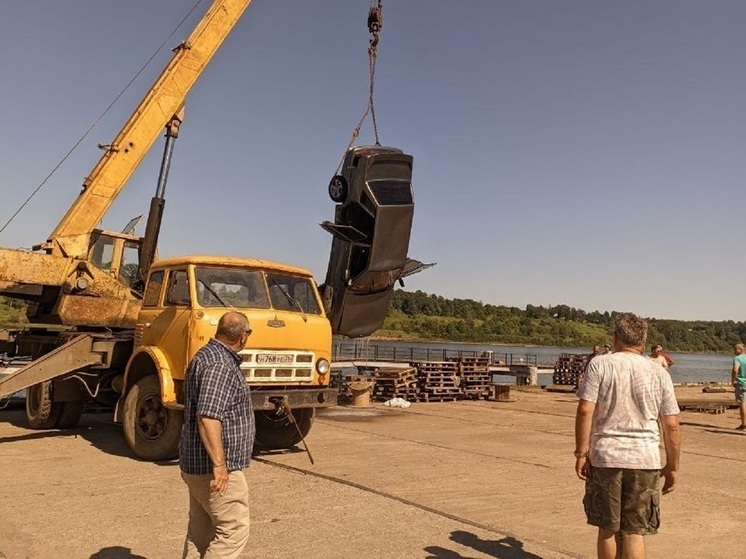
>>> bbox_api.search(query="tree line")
[381,289,745,353]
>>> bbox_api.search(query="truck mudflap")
[250,387,338,411]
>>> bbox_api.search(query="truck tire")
[122,375,182,461]
[254,408,314,449]
[55,400,86,429]
[26,381,61,429]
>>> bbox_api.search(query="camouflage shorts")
[583,467,660,535]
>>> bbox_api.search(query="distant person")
[649,344,669,370]
[603,344,612,354]
[583,345,602,376]
[179,311,256,558]
[662,350,675,368]
[731,344,746,430]
[575,313,680,559]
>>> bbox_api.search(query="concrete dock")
[0,385,743,558]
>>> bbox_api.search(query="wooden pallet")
[419,392,460,403]
[552,353,589,386]
[677,399,734,414]
[372,368,418,402]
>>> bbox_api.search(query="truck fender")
[114,347,180,422]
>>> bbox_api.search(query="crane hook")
[367,3,382,49]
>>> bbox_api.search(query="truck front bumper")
[250,387,339,411]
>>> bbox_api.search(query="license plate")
[257,354,293,364]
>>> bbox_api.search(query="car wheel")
[328,175,348,203]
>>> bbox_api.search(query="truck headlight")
[316,358,330,375]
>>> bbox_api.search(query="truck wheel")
[26,381,61,429]
[122,375,182,461]
[254,408,314,449]
[55,400,86,429]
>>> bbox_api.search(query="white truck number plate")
[257,354,293,364]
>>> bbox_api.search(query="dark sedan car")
[320,146,415,338]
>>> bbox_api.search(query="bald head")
[216,311,250,346]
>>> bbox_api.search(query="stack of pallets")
[372,367,419,402]
[552,353,590,387]
[413,361,461,402]
[457,357,491,400]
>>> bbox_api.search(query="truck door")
[138,268,192,380]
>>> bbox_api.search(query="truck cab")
[118,255,335,459]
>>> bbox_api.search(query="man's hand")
[210,464,229,496]
[575,456,590,481]
[661,465,677,494]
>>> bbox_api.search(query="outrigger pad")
[321,145,416,338]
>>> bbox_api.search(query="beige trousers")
[181,469,250,559]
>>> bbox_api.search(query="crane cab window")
[90,235,115,270]
[166,270,191,306]
[120,242,140,288]
[143,271,164,307]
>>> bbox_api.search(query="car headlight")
[316,358,330,375]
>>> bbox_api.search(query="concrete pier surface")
[0,385,743,558]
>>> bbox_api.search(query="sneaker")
[736,425,746,431]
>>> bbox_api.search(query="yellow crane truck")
[0,0,417,460]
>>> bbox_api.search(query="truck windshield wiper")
[270,278,307,322]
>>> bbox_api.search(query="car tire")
[328,175,348,203]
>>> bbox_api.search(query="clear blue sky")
[1,1,745,322]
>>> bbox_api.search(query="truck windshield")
[195,267,269,309]
[266,272,322,315]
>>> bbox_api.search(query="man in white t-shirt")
[649,344,669,370]
[574,313,681,559]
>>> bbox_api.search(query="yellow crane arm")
[46,0,252,259]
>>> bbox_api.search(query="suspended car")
[320,145,417,338]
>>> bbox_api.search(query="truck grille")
[239,350,315,382]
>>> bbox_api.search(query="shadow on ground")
[90,546,147,559]
[0,409,178,465]
[0,408,306,463]
[425,530,543,559]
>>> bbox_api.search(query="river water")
[335,339,733,385]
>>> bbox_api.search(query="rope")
[335,1,383,175]
[0,0,206,236]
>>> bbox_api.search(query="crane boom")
[45,0,252,259]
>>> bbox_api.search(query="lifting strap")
[335,0,384,174]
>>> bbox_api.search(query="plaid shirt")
[179,338,255,475]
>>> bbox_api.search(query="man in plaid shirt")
[180,311,256,559]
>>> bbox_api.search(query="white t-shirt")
[650,354,668,369]
[578,351,679,469]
